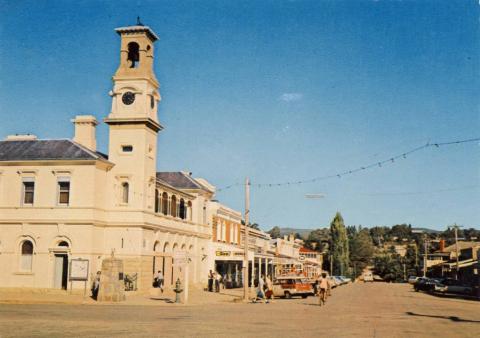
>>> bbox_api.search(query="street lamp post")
[243,177,250,301]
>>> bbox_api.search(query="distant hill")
[277,228,315,239]
[411,227,442,234]
[273,226,444,240]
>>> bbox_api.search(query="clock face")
[122,91,135,105]
[150,96,155,109]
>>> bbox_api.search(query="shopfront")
[214,249,245,288]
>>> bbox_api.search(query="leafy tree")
[373,254,403,282]
[404,244,419,276]
[305,228,330,251]
[390,224,412,242]
[329,212,349,276]
[369,226,388,246]
[267,226,281,239]
[349,228,375,277]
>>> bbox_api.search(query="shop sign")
[233,252,245,257]
[216,251,231,257]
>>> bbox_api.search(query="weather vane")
[136,16,144,26]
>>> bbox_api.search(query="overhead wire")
[216,136,480,192]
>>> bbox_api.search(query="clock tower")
[105,24,163,211]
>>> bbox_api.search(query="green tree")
[329,212,349,276]
[305,228,330,251]
[370,226,388,246]
[267,226,281,239]
[349,228,375,277]
[373,254,403,282]
[390,224,412,242]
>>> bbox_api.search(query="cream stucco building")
[0,25,213,291]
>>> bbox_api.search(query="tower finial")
[136,16,144,26]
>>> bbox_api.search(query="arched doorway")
[53,240,69,290]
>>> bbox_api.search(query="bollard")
[173,278,183,303]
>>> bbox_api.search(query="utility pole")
[423,235,428,278]
[243,177,250,301]
[450,224,463,280]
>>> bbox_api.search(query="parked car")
[273,276,313,299]
[333,276,345,286]
[414,278,443,293]
[339,276,352,284]
[436,278,473,296]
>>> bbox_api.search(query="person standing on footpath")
[208,270,214,292]
[91,271,101,300]
[215,271,221,292]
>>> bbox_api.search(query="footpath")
[0,286,250,306]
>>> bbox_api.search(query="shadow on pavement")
[406,311,480,323]
[149,297,175,304]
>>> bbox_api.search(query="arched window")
[58,241,69,247]
[21,240,33,271]
[170,195,177,217]
[162,192,168,215]
[179,199,186,219]
[154,189,159,213]
[127,42,140,68]
[122,182,129,204]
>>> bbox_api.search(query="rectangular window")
[58,178,70,205]
[22,178,35,205]
[122,145,133,152]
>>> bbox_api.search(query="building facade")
[0,25,211,291]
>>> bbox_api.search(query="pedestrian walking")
[208,270,214,292]
[317,273,328,306]
[254,275,267,303]
[265,275,274,302]
[154,270,164,292]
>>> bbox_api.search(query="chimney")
[71,115,98,151]
[439,239,446,252]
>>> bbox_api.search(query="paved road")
[0,283,478,337]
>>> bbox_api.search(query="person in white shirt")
[155,270,164,292]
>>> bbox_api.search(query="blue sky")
[0,0,478,230]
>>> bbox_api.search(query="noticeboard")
[69,259,89,281]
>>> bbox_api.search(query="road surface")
[0,283,478,337]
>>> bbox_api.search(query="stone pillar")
[98,255,126,302]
